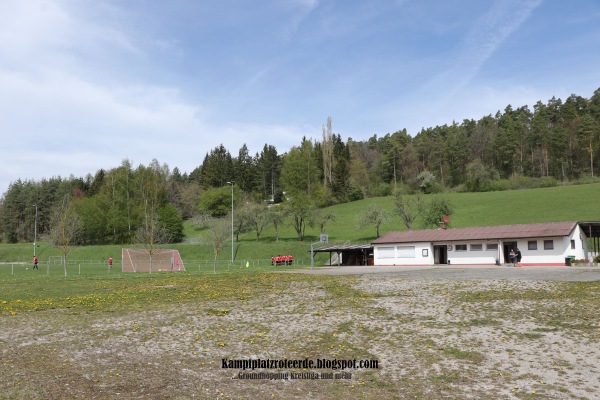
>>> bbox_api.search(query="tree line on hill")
[1,88,599,245]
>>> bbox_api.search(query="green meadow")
[1,183,599,269]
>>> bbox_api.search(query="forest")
[1,88,599,245]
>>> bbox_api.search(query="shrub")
[347,182,365,201]
[538,177,560,188]
[451,183,468,193]
[465,161,498,192]
[490,179,512,191]
[370,182,392,197]
[575,174,600,185]
[489,175,559,191]
[416,170,437,193]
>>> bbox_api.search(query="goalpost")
[121,249,186,273]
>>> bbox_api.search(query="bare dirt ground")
[1,267,600,399]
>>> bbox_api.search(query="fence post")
[12,263,14,276]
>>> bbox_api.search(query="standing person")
[33,256,39,270]
[108,257,113,270]
[509,249,516,267]
[515,248,522,267]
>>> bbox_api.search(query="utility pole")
[33,204,38,257]
[226,181,235,263]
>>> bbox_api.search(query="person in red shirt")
[33,256,39,270]
[108,257,113,270]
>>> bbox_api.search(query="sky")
[1,0,599,195]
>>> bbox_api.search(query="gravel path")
[288,265,600,281]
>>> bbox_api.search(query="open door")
[503,241,518,263]
[434,245,447,264]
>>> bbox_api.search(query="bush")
[489,179,512,191]
[347,182,365,202]
[370,182,392,197]
[451,183,469,193]
[428,181,445,194]
[594,254,600,263]
[575,174,600,185]
[416,170,437,194]
[538,177,560,188]
[489,175,559,191]
[392,182,415,196]
[465,161,498,192]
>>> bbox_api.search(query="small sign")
[320,233,328,243]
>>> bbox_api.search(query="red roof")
[373,221,579,244]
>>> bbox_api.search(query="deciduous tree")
[355,204,389,238]
[206,216,231,273]
[284,192,316,241]
[394,193,424,230]
[47,194,82,276]
[422,195,454,229]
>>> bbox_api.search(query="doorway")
[434,245,448,264]
[503,241,518,263]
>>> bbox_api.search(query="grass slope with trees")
[1,183,599,267]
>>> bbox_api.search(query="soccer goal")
[121,249,185,273]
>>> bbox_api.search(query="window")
[486,243,498,251]
[571,240,575,249]
[528,241,537,250]
[378,246,394,259]
[470,244,483,251]
[397,246,415,258]
[456,244,467,251]
[544,240,554,250]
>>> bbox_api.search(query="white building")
[372,221,600,266]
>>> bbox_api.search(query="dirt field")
[1,268,600,399]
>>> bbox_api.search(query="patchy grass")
[1,273,600,399]
[443,347,485,363]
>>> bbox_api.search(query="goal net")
[121,248,185,273]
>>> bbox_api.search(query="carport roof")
[578,221,600,238]
[373,221,582,244]
[312,244,373,253]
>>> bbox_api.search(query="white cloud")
[0,0,311,193]
[0,64,307,191]
[1,0,597,194]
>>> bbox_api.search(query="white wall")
[374,240,501,266]
[373,242,432,265]
[514,226,588,265]
[445,241,500,265]
[373,226,589,266]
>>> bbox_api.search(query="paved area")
[287,264,600,281]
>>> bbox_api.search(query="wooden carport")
[311,244,373,266]
[578,221,600,259]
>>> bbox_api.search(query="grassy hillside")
[1,183,599,265]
